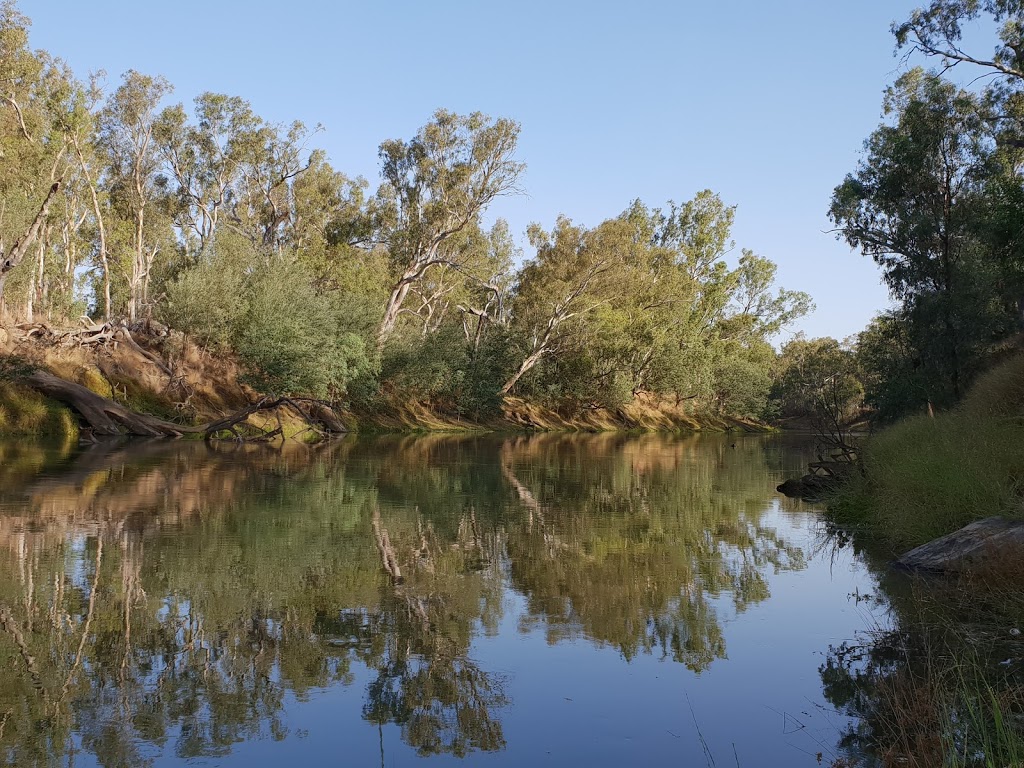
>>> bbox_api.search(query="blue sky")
[25,0,950,341]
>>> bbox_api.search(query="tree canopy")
[0,2,810,422]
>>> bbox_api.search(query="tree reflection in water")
[0,433,806,764]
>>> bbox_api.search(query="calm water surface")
[0,433,885,766]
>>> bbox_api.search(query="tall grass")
[828,353,1024,550]
[0,381,77,438]
[829,561,1024,768]
[824,351,1024,767]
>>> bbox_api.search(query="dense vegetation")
[0,1,814,422]
[813,0,1024,540]
[829,4,1024,422]
[814,7,1024,766]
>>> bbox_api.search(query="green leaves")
[163,234,372,398]
[507,194,809,416]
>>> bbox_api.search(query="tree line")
[0,1,811,421]
[750,1,1024,430]
[822,0,1024,422]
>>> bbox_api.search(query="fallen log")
[24,371,202,437]
[19,370,348,440]
[896,517,1024,573]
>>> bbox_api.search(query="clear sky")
[23,0,943,342]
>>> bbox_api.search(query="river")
[0,433,885,766]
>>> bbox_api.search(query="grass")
[821,353,1024,766]
[822,555,1024,766]
[832,567,1024,768]
[827,352,1024,550]
[0,380,78,438]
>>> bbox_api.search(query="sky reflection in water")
[0,433,883,767]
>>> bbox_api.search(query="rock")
[776,477,805,497]
[896,517,1024,572]
[776,473,839,501]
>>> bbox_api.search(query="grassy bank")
[0,335,767,439]
[827,353,1024,551]
[820,354,1024,766]
[0,380,79,438]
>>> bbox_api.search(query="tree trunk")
[377,279,413,346]
[500,350,545,395]
[0,181,62,306]
[19,369,349,439]
[24,371,201,437]
[74,139,111,319]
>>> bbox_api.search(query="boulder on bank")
[896,517,1024,572]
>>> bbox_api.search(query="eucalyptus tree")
[505,193,810,413]
[230,118,322,251]
[0,2,72,316]
[63,73,113,318]
[894,1,1024,86]
[830,69,992,402]
[153,92,263,256]
[374,110,524,346]
[98,70,172,320]
[501,217,616,395]
[646,191,743,401]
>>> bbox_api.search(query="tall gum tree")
[829,69,989,400]
[0,2,72,316]
[98,70,172,320]
[374,110,524,346]
[500,218,615,395]
[153,92,263,257]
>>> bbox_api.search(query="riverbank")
[0,323,765,439]
[818,352,1024,767]
[826,351,1024,552]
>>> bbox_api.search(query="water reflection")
[0,433,813,765]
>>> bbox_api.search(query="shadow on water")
[0,432,833,765]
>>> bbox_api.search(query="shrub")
[163,236,373,398]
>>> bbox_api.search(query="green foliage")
[771,335,864,425]
[0,2,810,420]
[832,2,1024,421]
[506,196,810,416]
[164,234,372,397]
[376,325,518,420]
[830,413,1024,548]
[379,327,470,403]
[711,340,776,419]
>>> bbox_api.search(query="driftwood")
[896,517,1024,573]
[19,369,347,440]
[202,394,347,442]
[13,321,170,378]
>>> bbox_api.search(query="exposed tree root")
[20,369,348,440]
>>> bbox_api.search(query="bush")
[163,236,373,398]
